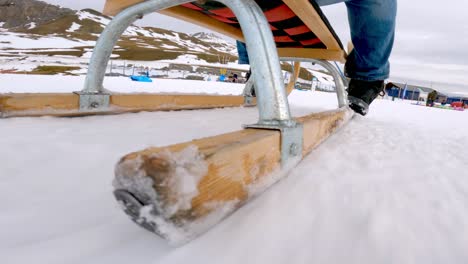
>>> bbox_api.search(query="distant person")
[232,73,238,83]
[236,0,396,116]
[427,90,438,107]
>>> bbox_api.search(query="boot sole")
[348,96,369,116]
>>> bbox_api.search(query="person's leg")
[345,0,397,115]
[237,40,255,96]
[317,0,397,115]
[344,0,397,81]
[236,40,250,65]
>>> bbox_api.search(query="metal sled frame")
[0,0,348,118]
[100,0,353,244]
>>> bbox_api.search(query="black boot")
[245,69,256,97]
[347,79,385,116]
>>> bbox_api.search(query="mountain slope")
[0,1,238,63]
[0,0,74,29]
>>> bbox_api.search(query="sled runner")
[98,0,352,244]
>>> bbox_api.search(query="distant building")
[418,88,428,102]
[385,82,450,103]
[445,94,468,105]
[385,82,428,101]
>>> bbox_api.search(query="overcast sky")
[44,0,468,95]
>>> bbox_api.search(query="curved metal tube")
[83,0,191,93]
[83,0,293,125]
[218,0,292,125]
[280,58,348,108]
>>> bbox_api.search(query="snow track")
[1,88,468,263]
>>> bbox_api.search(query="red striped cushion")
[180,0,341,49]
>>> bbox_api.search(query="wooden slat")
[104,1,246,41]
[111,94,246,110]
[282,0,341,50]
[0,93,79,114]
[278,48,346,63]
[286,61,301,95]
[0,93,249,118]
[297,108,351,154]
[114,107,353,242]
[103,0,142,15]
[159,6,245,41]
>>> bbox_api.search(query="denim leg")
[236,40,250,64]
[344,0,397,81]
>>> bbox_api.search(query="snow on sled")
[99,0,353,244]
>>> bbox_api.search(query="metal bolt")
[244,96,254,106]
[90,102,99,108]
[290,143,299,156]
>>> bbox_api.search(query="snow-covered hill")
[0,3,238,74]
[0,7,237,55]
[0,0,329,86]
[0,0,74,29]
[191,32,235,54]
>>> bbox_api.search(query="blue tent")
[130,69,152,82]
[130,75,152,82]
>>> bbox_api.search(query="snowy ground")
[0,74,244,95]
[1,76,468,264]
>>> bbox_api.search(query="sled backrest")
[103,0,346,62]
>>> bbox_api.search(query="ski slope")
[1,76,468,264]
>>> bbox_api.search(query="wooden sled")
[101,0,352,244]
[0,0,347,118]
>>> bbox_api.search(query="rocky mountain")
[0,0,238,63]
[0,0,74,29]
[0,1,320,81]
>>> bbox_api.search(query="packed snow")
[159,54,251,71]
[1,76,467,263]
[66,22,81,33]
[0,32,93,49]
[78,10,111,25]
[26,22,37,29]
[0,74,244,95]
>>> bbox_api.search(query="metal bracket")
[244,122,303,167]
[242,76,256,106]
[74,91,111,110]
[244,95,255,106]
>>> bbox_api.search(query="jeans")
[237,40,250,65]
[237,0,397,81]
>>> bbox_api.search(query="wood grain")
[286,61,301,95]
[115,107,353,239]
[0,93,249,118]
[282,0,342,50]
